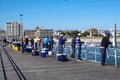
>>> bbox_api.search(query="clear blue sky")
[0,0,120,30]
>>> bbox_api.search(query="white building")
[6,22,23,40]
[35,27,53,37]
[24,30,36,38]
[0,28,6,40]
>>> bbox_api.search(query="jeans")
[21,43,26,53]
[71,46,75,57]
[58,45,64,54]
[101,48,106,65]
[34,42,38,49]
[76,46,81,59]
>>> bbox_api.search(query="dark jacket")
[71,38,76,47]
[100,36,112,48]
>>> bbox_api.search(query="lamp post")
[20,14,23,38]
[20,14,23,25]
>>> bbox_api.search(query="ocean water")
[53,42,120,67]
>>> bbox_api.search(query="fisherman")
[48,36,54,51]
[100,32,112,66]
[43,36,49,48]
[58,34,65,54]
[34,36,39,50]
[71,35,76,58]
[75,33,83,61]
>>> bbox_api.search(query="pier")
[0,45,120,80]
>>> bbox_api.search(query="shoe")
[79,58,82,60]
[76,59,81,62]
[101,64,105,66]
[71,55,75,58]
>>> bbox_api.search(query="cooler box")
[41,48,48,57]
[15,42,20,51]
[25,46,32,53]
[56,54,62,61]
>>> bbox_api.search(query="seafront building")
[24,26,53,38]
[6,22,23,40]
[0,28,6,40]
[24,30,36,38]
[34,26,53,38]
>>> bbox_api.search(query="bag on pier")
[61,54,69,61]
[32,50,39,56]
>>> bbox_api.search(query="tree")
[70,30,80,37]
[82,31,90,36]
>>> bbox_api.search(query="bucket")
[41,48,48,57]
[56,54,62,61]
[48,51,52,56]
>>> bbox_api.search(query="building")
[87,28,98,37]
[0,28,6,41]
[24,26,53,38]
[35,27,53,37]
[24,30,36,38]
[6,22,23,40]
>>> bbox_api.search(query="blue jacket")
[58,37,64,45]
[43,37,49,44]
[76,37,82,48]
[49,38,54,44]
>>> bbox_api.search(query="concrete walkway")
[0,46,120,80]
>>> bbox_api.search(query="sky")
[0,0,120,30]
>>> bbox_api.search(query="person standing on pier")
[25,36,29,46]
[58,34,65,54]
[71,35,76,58]
[75,33,82,61]
[34,36,39,50]
[21,38,26,53]
[30,37,34,48]
[48,36,54,51]
[100,32,112,66]
[43,36,49,48]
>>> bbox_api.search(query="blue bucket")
[56,54,62,61]
[41,48,48,57]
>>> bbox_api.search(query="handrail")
[53,44,120,67]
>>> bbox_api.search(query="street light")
[20,14,23,24]
[20,14,23,38]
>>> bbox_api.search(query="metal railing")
[53,44,120,67]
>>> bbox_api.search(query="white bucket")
[48,51,52,55]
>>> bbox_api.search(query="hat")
[78,33,81,36]
[105,32,110,37]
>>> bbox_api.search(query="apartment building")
[6,22,23,40]
[0,28,6,40]
[24,30,36,38]
[35,27,53,38]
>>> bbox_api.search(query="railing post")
[95,47,97,62]
[114,48,117,68]
[85,46,87,59]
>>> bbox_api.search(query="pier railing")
[53,44,120,67]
